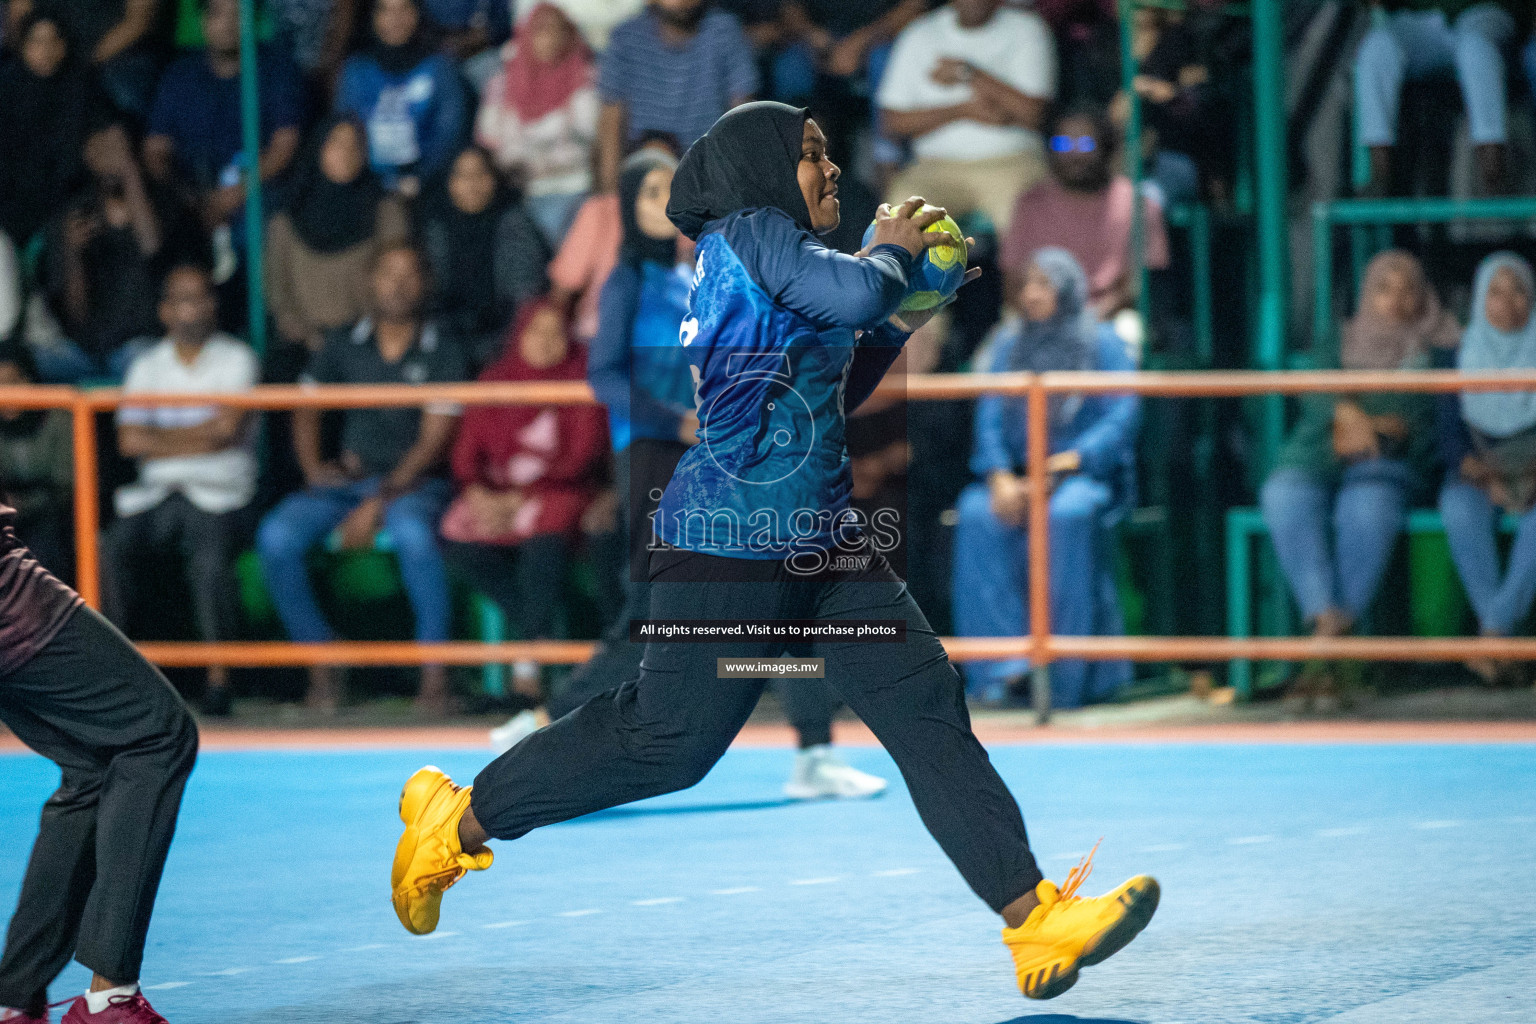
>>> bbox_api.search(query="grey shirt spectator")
[595,1,757,191]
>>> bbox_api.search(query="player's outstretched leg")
[810,568,1159,998]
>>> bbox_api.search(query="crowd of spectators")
[1,0,1534,717]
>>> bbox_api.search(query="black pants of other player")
[0,608,198,1013]
[472,548,1043,913]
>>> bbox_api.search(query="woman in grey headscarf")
[953,247,1142,710]
[1439,251,1536,682]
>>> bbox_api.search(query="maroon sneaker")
[58,993,167,1024]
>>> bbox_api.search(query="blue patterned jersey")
[653,208,915,566]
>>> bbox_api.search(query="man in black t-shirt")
[255,244,467,714]
[0,503,195,1024]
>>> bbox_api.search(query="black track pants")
[472,549,1042,913]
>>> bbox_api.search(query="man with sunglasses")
[876,0,1056,235]
[1002,105,1169,321]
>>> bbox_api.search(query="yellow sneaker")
[391,766,493,935]
[1002,843,1160,999]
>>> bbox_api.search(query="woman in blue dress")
[953,247,1140,709]
[390,102,1159,1001]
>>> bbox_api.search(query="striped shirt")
[597,8,759,148]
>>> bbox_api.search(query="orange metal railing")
[10,368,1536,678]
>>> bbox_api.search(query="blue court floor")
[2,741,1534,1024]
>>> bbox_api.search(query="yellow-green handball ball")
[862,205,969,312]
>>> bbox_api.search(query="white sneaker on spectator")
[783,745,888,800]
[489,709,542,754]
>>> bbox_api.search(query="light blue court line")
[1,744,1534,1023]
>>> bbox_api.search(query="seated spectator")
[877,0,1055,236]
[0,342,73,580]
[1260,251,1457,694]
[1002,105,1169,319]
[103,266,258,716]
[1113,6,1209,209]
[144,0,303,286]
[952,248,1138,708]
[595,0,758,193]
[336,0,468,196]
[1439,252,1536,683]
[36,0,163,119]
[547,133,690,341]
[265,115,411,355]
[440,299,607,695]
[418,145,549,367]
[0,13,105,246]
[475,2,598,246]
[257,244,467,714]
[1355,0,1518,194]
[509,0,644,50]
[43,123,208,379]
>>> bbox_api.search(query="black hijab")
[666,101,813,241]
[0,14,100,240]
[421,146,511,313]
[287,116,387,254]
[620,149,680,267]
[369,0,434,76]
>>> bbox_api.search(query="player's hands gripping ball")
[862,199,970,312]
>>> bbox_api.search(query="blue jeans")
[1260,460,1410,623]
[526,191,586,251]
[1143,150,1200,210]
[29,339,97,385]
[256,477,453,643]
[1354,3,1515,147]
[951,476,1131,708]
[1439,478,1536,635]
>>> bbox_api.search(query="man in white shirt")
[877,0,1056,235]
[102,265,258,716]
